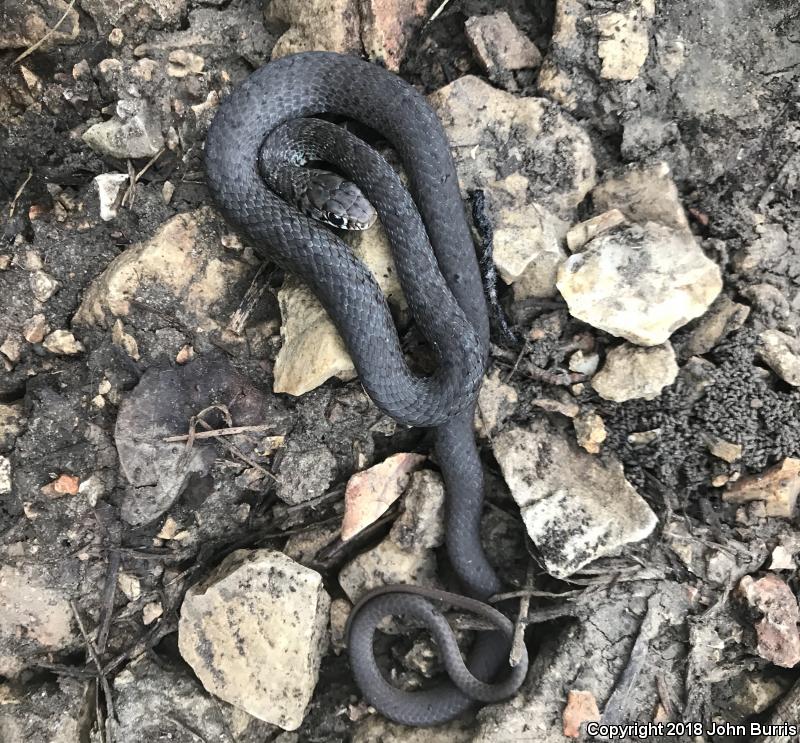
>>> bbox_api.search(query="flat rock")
[341,452,426,540]
[556,221,722,346]
[83,100,164,160]
[267,0,360,59]
[465,11,542,79]
[114,355,267,525]
[360,0,429,71]
[430,75,596,218]
[339,469,445,601]
[596,4,653,81]
[114,655,275,743]
[591,161,690,233]
[0,562,76,676]
[723,458,800,519]
[759,330,800,386]
[493,420,657,578]
[738,574,800,668]
[179,549,330,731]
[275,441,338,506]
[475,369,519,437]
[591,342,678,402]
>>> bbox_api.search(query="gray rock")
[178,549,330,730]
[275,442,337,506]
[557,222,722,346]
[673,294,750,359]
[493,420,657,578]
[83,100,163,160]
[114,655,275,743]
[591,342,678,402]
[759,330,800,386]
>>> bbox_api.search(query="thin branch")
[163,424,272,443]
[8,169,33,218]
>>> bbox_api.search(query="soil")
[1,0,799,741]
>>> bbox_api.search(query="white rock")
[430,75,596,217]
[94,173,129,221]
[592,161,690,233]
[493,421,657,578]
[43,330,84,355]
[759,330,800,386]
[568,350,599,375]
[29,270,59,302]
[83,100,163,159]
[557,222,722,346]
[591,342,678,402]
[0,456,10,494]
[179,550,330,731]
[596,9,651,81]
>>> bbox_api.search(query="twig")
[121,148,165,207]
[8,169,33,218]
[426,0,453,25]
[227,264,271,335]
[70,600,117,740]
[509,564,534,667]
[13,0,77,64]
[163,424,272,443]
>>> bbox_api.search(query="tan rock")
[566,209,627,252]
[573,410,606,454]
[22,313,49,343]
[341,452,426,541]
[596,9,651,81]
[465,11,542,78]
[0,0,80,50]
[0,334,23,364]
[29,270,59,302]
[738,574,800,668]
[707,437,743,463]
[167,49,204,77]
[476,369,519,437]
[591,161,690,233]
[0,402,23,450]
[563,689,601,738]
[591,343,678,402]
[759,330,800,386]
[267,0,360,58]
[494,421,657,578]
[557,222,722,346]
[43,330,84,355]
[112,319,140,360]
[723,459,800,518]
[0,563,76,676]
[179,550,330,730]
[360,0,428,71]
[430,75,596,217]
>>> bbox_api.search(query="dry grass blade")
[13,0,77,64]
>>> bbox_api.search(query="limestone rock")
[0,562,76,676]
[591,161,690,233]
[465,11,542,79]
[557,221,722,346]
[275,441,338,506]
[596,6,652,81]
[493,421,657,578]
[94,173,129,221]
[723,459,800,519]
[360,0,429,71]
[475,369,519,437]
[42,330,84,355]
[573,410,606,454]
[83,100,163,160]
[591,343,678,402]
[759,330,800,386]
[738,574,800,668]
[0,0,79,50]
[81,0,188,29]
[179,550,330,730]
[339,469,445,601]
[267,0,360,58]
[566,209,627,253]
[74,208,254,345]
[430,75,596,217]
[29,270,59,302]
[167,49,204,77]
[341,453,425,540]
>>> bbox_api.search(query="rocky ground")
[1,0,800,741]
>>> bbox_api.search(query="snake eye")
[328,213,345,228]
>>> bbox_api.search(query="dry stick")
[227,263,270,335]
[70,600,117,741]
[426,0,453,25]
[8,168,33,218]
[509,564,535,667]
[194,417,277,481]
[163,424,272,443]
[13,0,77,64]
[96,550,121,654]
[121,148,165,208]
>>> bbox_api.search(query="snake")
[205,50,528,727]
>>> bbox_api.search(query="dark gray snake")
[205,51,527,726]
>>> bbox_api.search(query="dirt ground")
[1,0,800,741]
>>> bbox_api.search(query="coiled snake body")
[205,51,527,727]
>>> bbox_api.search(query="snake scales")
[205,50,527,727]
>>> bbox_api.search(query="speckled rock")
[591,343,678,402]
[83,100,164,160]
[557,222,722,346]
[759,330,800,386]
[275,440,338,506]
[493,420,657,578]
[179,549,330,731]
